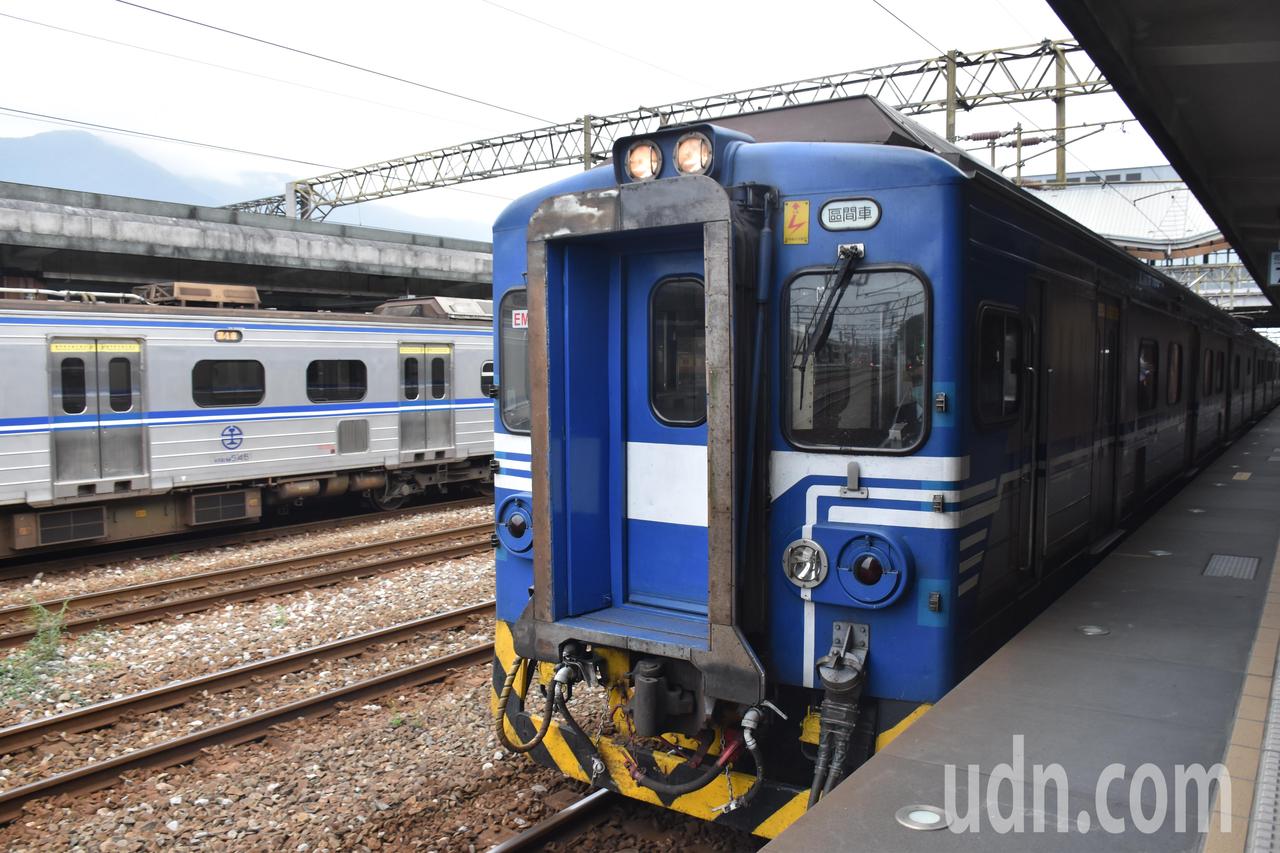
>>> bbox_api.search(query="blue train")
[489,96,1280,836]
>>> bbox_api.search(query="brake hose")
[494,657,559,753]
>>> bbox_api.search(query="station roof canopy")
[1046,0,1280,310]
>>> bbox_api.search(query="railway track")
[0,496,489,582]
[0,522,492,647]
[487,789,616,852]
[0,602,497,823]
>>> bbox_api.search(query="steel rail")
[0,600,495,754]
[0,521,492,628]
[0,529,492,648]
[487,789,615,852]
[0,496,489,581]
[0,641,495,823]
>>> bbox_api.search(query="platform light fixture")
[625,140,662,181]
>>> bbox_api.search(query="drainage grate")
[1204,554,1260,580]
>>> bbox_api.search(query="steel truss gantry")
[229,38,1110,220]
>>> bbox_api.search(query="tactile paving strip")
[1206,554,1262,580]
[1247,670,1280,852]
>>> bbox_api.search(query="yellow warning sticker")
[783,200,810,245]
[398,345,426,355]
[49,343,95,353]
[423,345,451,354]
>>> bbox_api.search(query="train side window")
[1234,355,1241,390]
[1201,350,1212,396]
[192,360,265,407]
[480,360,494,397]
[60,358,87,414]
[1166,343,1182,405]
[1216,351,1225,393]
[430,357,446,400]
[403,358,420,400]
[976,306,1021,423]
[108,357,132,413]
[1137,339,1158,412]
[650,277,706,425]
[499,288,530,434]
[306,360,367,403]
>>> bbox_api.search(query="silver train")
[0,294,494,559]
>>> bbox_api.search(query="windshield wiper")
[792,246,865,407]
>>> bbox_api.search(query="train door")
[1034,281,1096,570]
[398,343,455,460]
[1011,291,1040,578]
[1089,296,1121,545]
[49,338,147,496]
[622,250,708,615]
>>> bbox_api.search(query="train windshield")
[787,269,928,452]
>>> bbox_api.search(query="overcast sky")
[0,0,1170,237]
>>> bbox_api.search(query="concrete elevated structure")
[0,181,492,310]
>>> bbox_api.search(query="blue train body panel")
[489,100,1280,836]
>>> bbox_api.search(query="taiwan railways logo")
[220,424,245,450]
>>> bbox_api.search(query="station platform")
[766,409,1280,852]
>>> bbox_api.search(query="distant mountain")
[0,130,220,205]
[0,130,491,241]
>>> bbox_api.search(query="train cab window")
[499,289,530,433]
[192,360,265,407]
[480,361,494,398]
[650,278,706,425]
[1202,350,1212,396]
[1167,343,1182,405]
[1137,339,1159,412]
[403,358,420,400]
[108,357,132,413]
[306,360,367,403]
[787,269,928,451]
[60,358,87,414]
[976,306,1021,423]
[430,357,446,400]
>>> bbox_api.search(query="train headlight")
[782,539,828,588]
[674,132,713,175]
[625,140,662,181]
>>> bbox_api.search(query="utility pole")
[1054,46,1067,183]
[945,51,958,142]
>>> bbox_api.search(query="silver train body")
[0,297,494,558]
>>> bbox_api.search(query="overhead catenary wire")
[0,11,501,135]
[477,0,708,88]
[869,0,1174,241]
[111,0,552,124]
[0,105,515,201]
